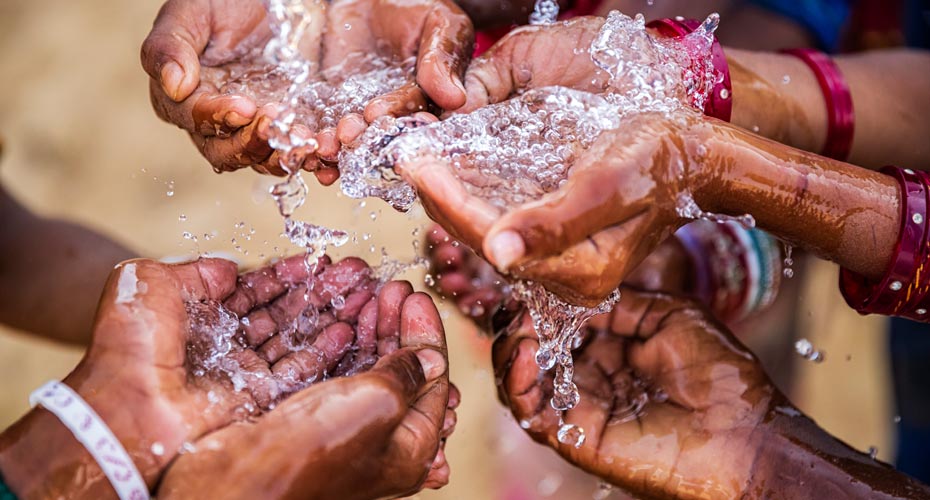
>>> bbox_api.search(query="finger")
[274,253,331,285]
[435,271,472,297]
[430,242,466,271]
[241,284,312,348]
[336,113,368,146]
[367,347,438,406]
[199,114,276,173]
[258,312,337,363]
[192,94,259,136]
[398,157,499,251]
[483,161,651,273]
[314,128,340,161]
[377,281,415,355]
[223,267,288,317]
[415,2,474,110]
[141,0,210,101]
[316,257,374,306]
[271,321,355,386]
[422,448,451,489]
[457,44,517,114]
[364,82,429,122]
[335,288,375,323]
[314,167,341,186]
[441,408,457,438]
[399,292,447,351]
[226,349,280,409]
[355,298,379,368]
[448,383,461,409]
[170,257,240,302]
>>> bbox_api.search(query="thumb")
[141,0,210,101]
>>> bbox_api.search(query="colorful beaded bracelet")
[840,166,930,322]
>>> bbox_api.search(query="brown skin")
[0,185,133,345]
[158,291,454,500]
[0,255,456,499]
[455,18,930,170]
[493,288,930,499]
[424,224,689,331]
[142,0,474,181]
[402,111,900,306]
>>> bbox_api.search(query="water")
[336,12,726,444]
[241,7,727,444]
[529,0,560,25]
[783,243,795,278]
[794,338,825,363]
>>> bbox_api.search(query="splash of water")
[529,0,560,25]
[336,12,728,443]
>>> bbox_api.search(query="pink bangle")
[780,48,855,161]
[840,167,930,321]
[647,18,733,122]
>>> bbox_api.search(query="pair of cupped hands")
[137,2,795,498]
[143,0,743,308]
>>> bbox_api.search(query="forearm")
[728,48,930,170]
[0,187,133,345]
[696,122,900,280]
[748,409,930,499]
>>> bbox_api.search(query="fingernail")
[416,349,446,381]
[224,111,249,128]
[486,230,525,271]
[160,62,184,101]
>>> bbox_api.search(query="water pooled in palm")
[337,12,731,444]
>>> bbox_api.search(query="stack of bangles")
[675,221,783,324]
[840,167,930,323]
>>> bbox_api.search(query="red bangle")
[840,166,930,321]
[647,18,733,122]
[780,48,855,162]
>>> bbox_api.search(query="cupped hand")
[424,223,691,331]
[158,278,456,500]
[493,288,776,499]
[143,0,473,181]
[55,257,278,490]
[455,17,610,114]
[402,110,718,306]
[141,0,320,176]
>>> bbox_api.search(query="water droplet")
[178,214,188,222]
[557,422,586,448]
[151,442,165,456]
[794,338,825,363]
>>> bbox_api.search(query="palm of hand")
[494,291,776,500]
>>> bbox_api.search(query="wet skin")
[0,255,456,499]
[401,110,900,307]
[424,223,689,331]
[142,0,474,181]
[493,288,930,499]
[454,17,930,170]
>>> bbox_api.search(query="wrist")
[727,50,823,152]
[0,407,113,500]
[747,407,929,499]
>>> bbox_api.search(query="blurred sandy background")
[0,0,897,498]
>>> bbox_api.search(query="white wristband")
[29,380,150,500]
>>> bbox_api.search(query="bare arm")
[0,186,133,345]
[728,48,930,170]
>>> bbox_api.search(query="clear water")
[529,0,561,25]
[243,7,734,446]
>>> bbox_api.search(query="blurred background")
[0,0,922,498]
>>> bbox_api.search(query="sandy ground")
[0,0,896,498]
